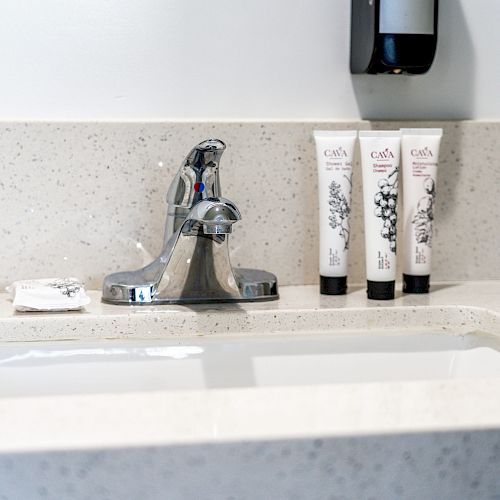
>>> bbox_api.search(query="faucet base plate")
[101,268,278,305]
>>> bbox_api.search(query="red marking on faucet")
[194,182,204,193]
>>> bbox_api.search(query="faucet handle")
[167,139,226,209]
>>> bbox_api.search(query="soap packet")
[6,278,91,312]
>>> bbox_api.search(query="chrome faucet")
[102,139,278,305]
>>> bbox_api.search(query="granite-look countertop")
[0,281,500,342]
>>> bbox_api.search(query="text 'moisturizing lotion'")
[401,128,443,293]
[359,131,401,300]
[313,131,357,295]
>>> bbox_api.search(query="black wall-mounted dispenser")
[350,0,438,75]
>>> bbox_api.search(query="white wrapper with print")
[6,278,91,312]
[314,131,357,278]
[401,128,443,276]
[359,131,401,282]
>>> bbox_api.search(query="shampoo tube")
[313,130,357,295]
[359,131,401,300]
[401,128,443,293]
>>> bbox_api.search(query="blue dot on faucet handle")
[194,182,205,193]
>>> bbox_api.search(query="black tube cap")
[403,274,430,294]
[320,276,347,295]
[367,280,395,300]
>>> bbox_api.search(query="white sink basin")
[2,329,500,398]
[2,285,500,500]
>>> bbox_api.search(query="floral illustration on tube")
[328,174,352,251]
[412,177,436,247]
[374,167,398,253]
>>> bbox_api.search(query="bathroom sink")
[2,329,500,398]
[2,285,500,500]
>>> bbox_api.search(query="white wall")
[0,0,497,121]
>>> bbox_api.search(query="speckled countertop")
[0,281,500,341]
[1,281,500,342]
[1,281,500,456]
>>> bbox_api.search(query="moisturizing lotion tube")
[359,131,401,300]
[313,130,357,295]
[401,128,443,293]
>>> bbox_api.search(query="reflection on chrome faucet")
[102,139,278,305]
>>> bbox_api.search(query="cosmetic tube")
[401,128,443,293]
[313,130,357,295]
[359,131,401,300]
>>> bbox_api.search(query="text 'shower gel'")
[313,130,357,295]
[7,278,91,312]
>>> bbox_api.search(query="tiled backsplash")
[0,121,498,290]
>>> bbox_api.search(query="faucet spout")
[183,197,241,236]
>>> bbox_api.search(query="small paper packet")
[6,278,91,312]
